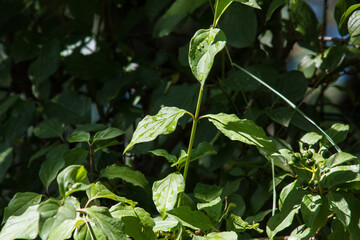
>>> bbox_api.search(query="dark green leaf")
[167,206,214,231]
[194,183,222,202]
[57,165,90,197]
[152,172,185,214]
[226,214,262,233]
[300,194,322,227]
[93,127,124,143]
[86,182,137,206]
[321,123,349,148]
[207,113,277,155]
[335,0,357,35]
[321,46,346,73]
[197,197,222,221]
[153,0,206,37]
[68,131,90,143]
[150,149,177,163]
[123,107,187,153]
[83,206,126,240]
[99,164,149,190]
[265,107,293,127]
[64,147,88,166]
[188,28,226,85]
[0,146,12,183]
[39,144,68,189]
[34,118,64,139]
[173,142,217,167]
[28,39,60,84]
[325,152,358,168]
[327,192,351,227]
[266,0,285,22]
[0,205,40,240]
[2,192,42,224]
[220,4,257,48]
[321,165,360,190]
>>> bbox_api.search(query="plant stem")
[89,143,94,182]
[271,159,276,216]
[178,85,204,207]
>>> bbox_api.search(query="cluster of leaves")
[1,0,360,239]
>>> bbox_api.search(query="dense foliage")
[1,0,360,239]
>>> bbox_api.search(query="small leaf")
[194,183,222,202]
[68,131,90,143]
[321,123,349,148]
[150,149,177,163]
[0,205,40,240]
[123,107,187,153]
[266,0,285,22]
[226,214,262,233]
[327,192,351,227]
[82,206,127,240]
[39,144,68,190]
[57,165,90,197]
[188,28,226,85]
[300,194,322,227]
[266,206,300,239]
[99,164,149,190]
[167,206,214,231]
[86,182,137,206]
[207,113,277,155]
[34,118,64,139]
[48,218,82,240]
[172,142,217,167]
[300,132,323,145]
[74,222,107,240]
[153,215,179,232]
[93,127,124,143]
[203,231,238,239]
[152,172,185,214]
[325,152,358,168]
[2,192,42,224]
[197,197,222,221]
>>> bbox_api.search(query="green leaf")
[2,192,42,224]
[266,205,300,239]
[99,164,149,190]
[203,231,238,240]
[68,131,90,143]
[0,95,18,117]
[300,132,323,145]
[82,206,127,240]
[123,107,187,153]
[321,165,360,190]
[153,0,206,37]
[188,28,226,85]
[266,0,285,22]
[207,113,277,155]
[28,39,60,84]
[57,165,90,197]
[86,182,137,206]
[300,194,322,227]
[122,216,156,240]
[152,172,185,214]
[150,149,177,163]
[0,146,12,183]
[38,197,79,240]
[48,218,82,240]
[167,206,214,231]
[39,144,69,190]
[321,123,349,148]
[172,142,217,167]
[329,219,349,240]
[340,3,360,33]
[197,197,222,221]
[335,0,357,35]
[74,222,107,240]
[194,183,222,202]
[220,4,257,48]
[321,46,346,73]
[327,192,351,227]
[34,118,64,139]
[325,152,358,168]
[153,215,179,232]
[226,214,262,233]
[265,107,293,127]
[0,205,40,240]
[288,0,320,50]
[64,147,88,166]
[93,127,124,143]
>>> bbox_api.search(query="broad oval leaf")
[152,172,185,214]
[300,194,322,227]
[325,152,358,168]
[327,192,351,227]
[320,164,360,190]
[48,218,82,240]
[123,107,187,153]
[321,123,349,148]
[86,182,137,206]
[188,28,226,85]
[68,131,90,143]
[57,165,90,197]
[82,206,127,240]
[99,164,149,190]
[167,206,214,231]
[0,205,40,240]
[207,113,277,155]
[93,127,124,143]
[34,118,64,139]
[2,192,42,224]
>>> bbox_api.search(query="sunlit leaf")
[57,165,90,197]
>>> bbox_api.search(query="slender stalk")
[271,159,276,216]
[89,143,94,182]
[178,85,204,207]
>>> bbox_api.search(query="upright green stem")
[271,159,276,216]
[178,85,204,207]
